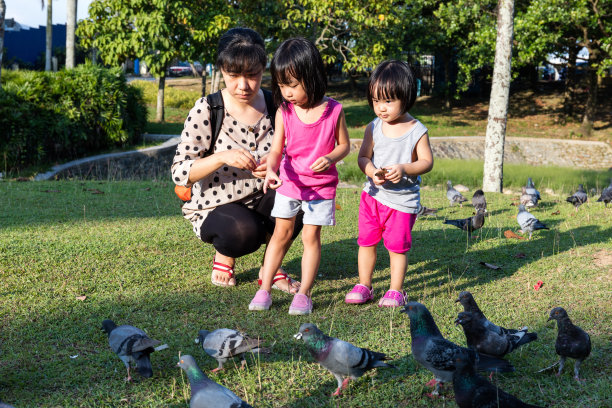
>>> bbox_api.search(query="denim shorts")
[271,191,336,226]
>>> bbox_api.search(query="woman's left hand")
[310,156,333,172]
[252,155,268,179]
[383,164,404,183]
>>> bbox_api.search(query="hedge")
[0,65,147,173]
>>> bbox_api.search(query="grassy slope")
[0,179,610,407]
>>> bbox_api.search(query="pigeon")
[401,302,514,396]
[517,204,549,239]
[0,402,15,408]
[455,311,537,358]
[177,354,253,408]
[417,205,438,218]
[195,329,267,372]
[546,307,591,381]
[566,184,588,211]
[293,323,393,396]
[471,189,487,212]
[447,180,467,207]
[596,180,612,207]
[526,177,541,202]
[443,209,485,238]
[101,319,162,381]
[455,291,530,337]
[453,349,544,408]
[520,187,537,208]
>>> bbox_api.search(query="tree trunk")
[45,0,52,71]
[201,71,207,97]
[213,69,222,92]
[443,51,452,109]
[580,49,599,137]
[65,0,77,69]
[563,44,578,119]
[483,0,514,193]
[156,75,165,122]
[0,0,6,90]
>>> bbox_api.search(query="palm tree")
[0,0,6,90]
[43,0,52,71]
[66,0,77,69]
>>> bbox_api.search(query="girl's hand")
[383,164,404,183]
[310,156,333,172]
[372,168,387,185]
[263,170,282,193]
[221,148,257,171]
[251,155,268,179]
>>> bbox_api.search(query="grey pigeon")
[401,302,514,396]
[417,205,438,218]
[447,180,467,207]
[455,311,537,358]
[195,329,266,372]
[453,349,544,408]
[177,354,253,408]
[443,209,485,238]
[471,189,487,212]
[0,402,15,408]
[566,184,588,211]
[526,177,541,202]
[294,323,393,396]
[516,204,549,239]
[456,291,529,337]
[596,180,612,207]
[546,307,591,381]
[520,186,537,208]
[101,319,161,381]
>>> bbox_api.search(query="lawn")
[0,175,610,407]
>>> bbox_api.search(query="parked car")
[168,61,203,77]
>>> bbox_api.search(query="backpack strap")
[205,91,224,157]
[262,89,276,129]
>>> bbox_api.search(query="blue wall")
[4,24,67,65]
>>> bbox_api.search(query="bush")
[130,79,201,109]
[0,65,147,173]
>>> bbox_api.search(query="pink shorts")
[357,191,417,253]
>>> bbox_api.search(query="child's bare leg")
[358,245,377,288]
[388,251,407,292]
[260,217,295,292]
[259,238,300,293]
[299,225,321,295]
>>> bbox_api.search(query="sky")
[4,0,95,29]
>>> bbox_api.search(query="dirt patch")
[593,249,612,270]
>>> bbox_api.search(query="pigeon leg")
[211,362,224,373]
[556,357,566,377]
[425,381,441,398]
[425,378,439,388]
[125,366,133,382]
[331,374,345,396]
[240,358,247,370]
[341,378,350,389]
[573,359,585,382]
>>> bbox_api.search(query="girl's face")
[221,68,263,105]
[371,93,405,124]
[278,75,308,108]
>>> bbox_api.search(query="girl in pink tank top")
[249,37,350,315]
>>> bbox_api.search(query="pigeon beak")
[454,318,461,326]
[293,333,302,340]
[547,316,553,322]
[455,298,460,303]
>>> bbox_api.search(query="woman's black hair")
[216,27,266,74]
[270,37,327,109]
[367,60,418,114]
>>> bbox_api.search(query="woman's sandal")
[258,270,299,294]
[211,260,236,287]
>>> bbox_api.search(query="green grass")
[0,179,611,407]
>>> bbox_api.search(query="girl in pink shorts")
[345,60,434,307]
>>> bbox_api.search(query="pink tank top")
[277,98,342,200]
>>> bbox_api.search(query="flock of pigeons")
[442,178,612,240]
[92,289,591,408]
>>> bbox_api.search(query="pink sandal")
[378,290,407,307]
[345,284,373,304]
[211,260,235,287]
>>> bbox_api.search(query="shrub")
[130,79,201,109]
[0,65,147,173]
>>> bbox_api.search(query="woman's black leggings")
[199,190,303,258]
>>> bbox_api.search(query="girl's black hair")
[367,60,418,114]
[216,27,266,74]
[270,37,327,109]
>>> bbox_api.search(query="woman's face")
[221,67,263,105]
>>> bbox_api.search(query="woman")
[171,27,302,292]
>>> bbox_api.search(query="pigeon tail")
[514,331,538,348]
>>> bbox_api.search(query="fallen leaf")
[76,295,87,301]
[335,203,342,210]
[90,189,105,194]
[551,210,560,215]
[504,230,524,240]
[480,262,501,270]
[144,187,151,191]
[42,189,60,193]
[515,252,526,258]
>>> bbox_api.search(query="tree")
[65,0,77,69]
[483,0,515,193]
[0,0,5,90]
[45,0,52,71]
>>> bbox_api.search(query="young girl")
[345,60,433,308]
[249,37,350,314]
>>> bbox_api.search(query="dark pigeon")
[455,311,537,358]
[195,329,267,372]
[177,354,253,408]
[443,209,485,238]
[294,323,393,396]
[456,291,530,337]
[526,177,541,202]
[101,319,161,381]
[453,349,544,408]
[517,204,549,239]
[447,181,467,207]
[596,180,612,207]
[546,307,591,381]
[566,184,588,211]
[401,302,514,396]
[520,187,537,208]
[471,189,487,212]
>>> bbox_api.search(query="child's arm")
[357,122,386,185]
[384,133,434,183]
[310,110,351,172]
[263,113,286,192]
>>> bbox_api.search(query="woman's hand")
[310,156,333,172]
[251,155,268,179]
[263,170,282,193]
[383,164,404,183]
[220,148,257,171]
